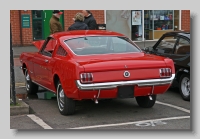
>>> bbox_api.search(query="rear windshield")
[64,36,141,55]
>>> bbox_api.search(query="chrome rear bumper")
[75,74,175,90]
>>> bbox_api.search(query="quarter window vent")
[56,46,67,56]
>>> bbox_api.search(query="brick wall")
[21,10,33,46]
[10,10,21,46]
[10,10,190,46]
[181,10,190,31]
[64,10,105,30]
[10,10,33,46]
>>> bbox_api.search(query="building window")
[105,10,180,41]
[144,10,175,40]
[153,10,174,31]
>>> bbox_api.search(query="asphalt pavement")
[10,42,190,130]
[10,87,190,130]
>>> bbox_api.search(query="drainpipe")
[19,10,23,46]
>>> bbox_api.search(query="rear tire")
[179,74,190,101]
[24,69,38,94]
[135,95,156,108]
[56,81,75,115]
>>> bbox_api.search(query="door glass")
[156,36,177,54]
[32,10,42,18]
[32,20,42,40]
[175,37,190,55]
[32,10,43,40]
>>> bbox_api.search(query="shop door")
[43,10,64,39]
[32,10,64,41]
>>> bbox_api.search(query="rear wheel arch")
[53,74,67,94]
[176,70,190,82]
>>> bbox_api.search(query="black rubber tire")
[135,95,157,108]
[179,74,190,101]
[24,69,38,94]
[56,81,75,115]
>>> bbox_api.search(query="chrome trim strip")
[32,80,56,93]
[75,74,175,90]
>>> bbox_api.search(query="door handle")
[45,59,49,63]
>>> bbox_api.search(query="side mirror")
[144,47,149,51]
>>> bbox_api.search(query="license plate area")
[117,85,134,98]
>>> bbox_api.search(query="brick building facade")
[181,10,190,31]
[10,10,190,46]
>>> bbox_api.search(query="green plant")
[10,102,20,106]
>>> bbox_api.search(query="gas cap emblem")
[124,71,130,78]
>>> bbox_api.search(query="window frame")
[174,35,190,55]
[39,37,57,57]
[154,35,179,54]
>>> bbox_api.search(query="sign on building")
[21,14,30,28]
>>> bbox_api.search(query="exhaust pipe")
[94,89,101,104]
[149,85,154,101]
[95,99,98,104]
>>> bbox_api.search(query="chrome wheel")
[57,83,65,111]
[56,81,75,115]
[181,77,190,97]
[23,68,38,94]
[25,70,30,91]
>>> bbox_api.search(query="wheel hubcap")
[57,84,65,111]
[181,77,190,97]
[25,70,30,91]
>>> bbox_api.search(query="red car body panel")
[20,30,175,100]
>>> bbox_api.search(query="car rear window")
[64,36,141,55]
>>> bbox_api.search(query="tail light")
[80,73,93,83]
[159,68,172,78]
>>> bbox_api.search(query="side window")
[175,37,190,55]
[156,36,178,54]
[41,38,57,57]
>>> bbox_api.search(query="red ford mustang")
[20,30,175,115]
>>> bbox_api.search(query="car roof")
[50,30,126,40]
[163,30,190,35]
[163,30,190,39]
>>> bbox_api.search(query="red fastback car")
[20,30,175,115]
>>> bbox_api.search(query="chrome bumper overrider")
[76,74,175,90]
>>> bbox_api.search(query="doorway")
[32,10,64,40]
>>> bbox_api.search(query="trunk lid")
[75,53,168,82]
